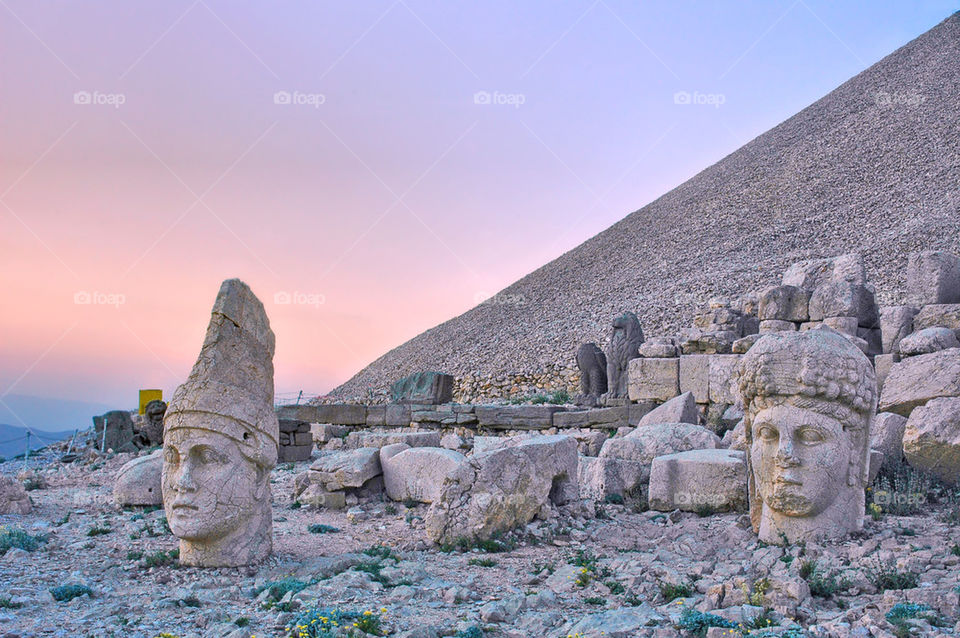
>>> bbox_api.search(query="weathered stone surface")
[390,371,454,405]
[822,316,859,335]
[114,451,163,506]
[637,392,698,427]
[708,354,742,405]
[878,348,960,416]
[382,447,466,503]
[721,419,747,451]
[627,357,679,402]
[808,282,878,327]
[732,333,763,354]
[299,484,347,510]
[311,423,349,444]
[93,410,137,453]
[782,253,866,290]
[679,355,709,403]
[648,449,747,512]
[277,403,367,425]
[162,279,279,567]
[310,448,382,490]
[577,456,647,500]
[605,312,644,399]
[474,405,567,429]
[604,423,721,482]
[738,329,876,543]
[575,342,607,406]
[899,326,960,357]
[912,303,960,337]
[278,444,312,463]
[348,431,441,449]
[874,353,897,394]
[567,430,608,456]
[135,400,166,448]
[880,305,918,354]
[561,604,663,637]
[439,433,467,450]
[758,286,810,322]
[903,397,960,485]
[871,412,907,470]
[0,475,31,514]
[759,320,797,334]
[385,404,412,427]
[425,435,578,543]
[678,329,737,354]
[638,341,679,358]
[906,250,960,306]
[364,405,386,427]
[553,406,627,429]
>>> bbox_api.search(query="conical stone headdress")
[164,278,279,467]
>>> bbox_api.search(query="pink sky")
[2,1,956,410]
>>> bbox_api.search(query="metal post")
[101,419,108,453]
[66,429,78,455]
[296,390,303,405]
[25,432,30,460]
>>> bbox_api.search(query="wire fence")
[0,428,78,460]
[274,390,325,407]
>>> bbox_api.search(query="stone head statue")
[738,329,876,543]
[605,311,644,399]
[162,279,279,567]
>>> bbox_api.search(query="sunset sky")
[1,1,957,425]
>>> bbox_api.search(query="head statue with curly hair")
[738,328,876,543]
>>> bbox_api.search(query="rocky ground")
[1,449,959,638]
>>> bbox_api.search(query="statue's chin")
[765,488,819,517]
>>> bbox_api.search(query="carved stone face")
[750,400,849,518]
[161,420,264,543]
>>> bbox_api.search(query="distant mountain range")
[0,393,116,459]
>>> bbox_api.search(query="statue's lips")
[171,502,200,514]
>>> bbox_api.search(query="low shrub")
[50,584,92,602]
[307,523,340,534]
[659,581,691,602]
[467,557,497,567]
[799,560,851,598]
[868,559,919,591]
[143,549,179,568]
[86,525,112,537]
[0,526,47,555]
[675,608,737,635]
[286,608,383,637]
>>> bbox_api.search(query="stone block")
[294,432,313,446]
[637,392,698,427]
[577,456,647,500]
[708,354,742,405]
[759,320,797,334]
[648,449,747,512]
[679,355,710,404]
[732,334,762,354]
[608,423,721,465]
[390,371,454,404]
[878,348,960,416]
[365,405,386,427]
[903,397,960,485]
[300,485,347,510]
[782,253,866,290]
[822,316,859,335]
[113,451,163,507]
[553,407,627,429]
[309,447,381,490]
[899,327,960,357]
[349,431,442,449]
[310,423,349,444]
[278,444,312,463]
[383,447,466,503]
[758,286,810,322]
[809,282,878,327]
[880,305,918,354]
[906,251,960,306]
[474,405,567,429]
[385,404,412,427]
[871,412,907,470]
[627,357,679,402]
[912,304,960,337]
[873,353,897,394]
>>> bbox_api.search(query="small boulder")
[878,348,960,416]
[0,475,31,514]
[309,447,381,491]
[903,397,960,485]
[636,392,698,428]
[898,327,960,357]
[870,412,907,469]
[382,447,466,503]
[648,448,747,512]
[113,450,163,506]
[578,456,647,500]
[604,423,721,486]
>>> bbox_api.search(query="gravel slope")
[333,12,960,398]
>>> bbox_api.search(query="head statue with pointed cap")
[162,279,280,567]
[737,328,876,543]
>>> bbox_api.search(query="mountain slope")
[333,12,960,398]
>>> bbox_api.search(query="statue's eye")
[163,447,179,465]
[198,448,225,464]
[756,426,778,442]
[797,428,825,444]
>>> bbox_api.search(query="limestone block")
[365,405,386,427]
[554,406,627,429]
[871,412,907,469]
[311,423,349,444]
[309,447,382,491]
[474,405,567,429]
[349,431,442,449]
[808,282,878,328]
[822,316,859,335]
[759,320,797,334]
[758,286,810,322]
[607,423,721,471]
[627,357,679,402]
[577,456,647,500]
[385,404,412,427]
[390,371,454,405]
[708,355,742,405]
[732,334,762,354]
[639,341,679,358]
[898,327,960,357]
[874,353,897,394]
[903,397,960,485]
[300,484,347,509]
[648,449,747,512]
[906,251,960,306]
[880,305,918,354]
[0,475,31,515]
[912,304,960,338]
[782,253,866,290]
[679,355,710,404]
[878,348,960,416]
[637,392,698,427]
[382,447,466,503]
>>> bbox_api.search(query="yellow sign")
[139,389,163,414]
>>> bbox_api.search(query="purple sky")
[1,0,957,419]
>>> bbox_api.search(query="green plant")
[234,617,250,627]
[453,628,484,638]
[530,561,555,575]
[384,504,397,515]
[256,578,314,602]
[308,523,340,534]
[440,535,513,554]
[624,593,642,606]
[603,493,624,505]
[584,596,605,605]
[0,526,47,554]
[605,580,625,595]
[574,567,593,588]
[868,559,919,591]
[868,502,883,521]
[54,512,70,526]
[142,549,179,568]
[799,560,850,598]
[50,584,92,602]
[870,465,939,516]
[22,477,44,491]
[742,578,769,606]
[659,580,691,602]
[886,602,933,621]
[362,544,398,560]
[950,544,960,556]
[86,525,112,537]
[468,557,497,567]
[290,500,302,510]
[354,561,391,586]
[402,498,418,509]
[694,503,715,518]
[287,608,383,637]
[126,550,144,561]
[0,596,23,609]
[675,608,737,635]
